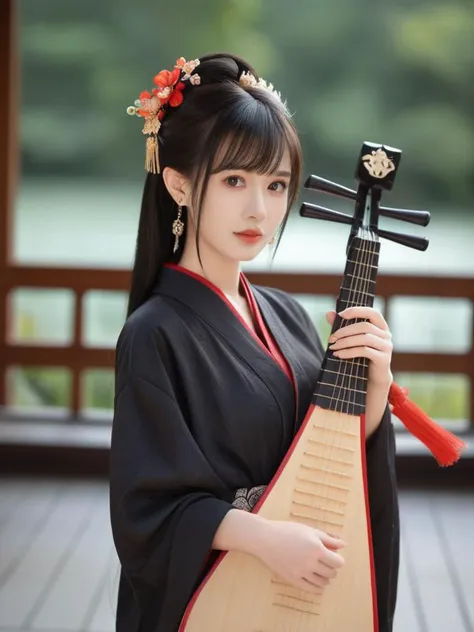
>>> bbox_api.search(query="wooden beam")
[0,0,17,406]
[2,345,116,368]
[3,266,474,299]
[1,344,471,376]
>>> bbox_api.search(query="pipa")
[179,142,464,632]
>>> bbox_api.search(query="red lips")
[234,230,264,245]
[235,229,263,236]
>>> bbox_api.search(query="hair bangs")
[211,99,296,177]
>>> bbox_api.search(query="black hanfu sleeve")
[365,405,400,632]
[109,322,233,631]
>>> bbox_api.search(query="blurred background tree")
[19,0,473,207]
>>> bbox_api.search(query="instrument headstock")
[356,142,401,191]
[300,141,430,252]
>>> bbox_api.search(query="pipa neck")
[313,235,381,416]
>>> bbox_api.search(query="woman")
[110,52,399,632]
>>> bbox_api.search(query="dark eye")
[225,176,244,187]
[269,181,288,192]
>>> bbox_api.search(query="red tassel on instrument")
[388,382,467,466]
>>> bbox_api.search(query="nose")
[246,185,267,221]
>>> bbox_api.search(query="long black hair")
[126,52,303,318]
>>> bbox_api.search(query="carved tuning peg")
[376,228,429,251]
[379,206,430,227]
[304,175,357,200]
[300,203,353,225]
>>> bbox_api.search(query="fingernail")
[328,336,337,343]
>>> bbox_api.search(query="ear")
[162,167,192,206]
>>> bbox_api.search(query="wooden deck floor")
[0,478,472,632]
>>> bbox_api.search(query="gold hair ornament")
[238,71,283,103]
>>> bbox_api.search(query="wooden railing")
[0,266,473,430]
[0,1,473,431]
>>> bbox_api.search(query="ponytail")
[126,173,187,317]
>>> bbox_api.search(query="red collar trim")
[164,263,292,382]
[240,275,292,381]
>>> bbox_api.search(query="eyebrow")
[274,170,291,178]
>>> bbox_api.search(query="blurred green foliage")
[393,372,470,421]
[14,367,114,410]
[83,369,115,410]
[19,0,473,208]
[19,367,71,407]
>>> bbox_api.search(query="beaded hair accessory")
[127,58,282,174]
[127,57,201,174]
[239,71,282,103]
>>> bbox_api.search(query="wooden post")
[0,0,17,407]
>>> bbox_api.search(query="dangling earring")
[172,201,185,253]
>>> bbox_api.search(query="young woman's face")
[192,147,292,263]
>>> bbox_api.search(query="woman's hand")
[214,511,345,593]
[325,306,393,437]
[256,520,346,594]
[325,306,393,389]
[214,511,345,594]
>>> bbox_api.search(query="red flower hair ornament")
[127,57,201,174]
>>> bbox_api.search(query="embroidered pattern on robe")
[233,485,267,512]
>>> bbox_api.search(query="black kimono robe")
[109,265,399,632]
